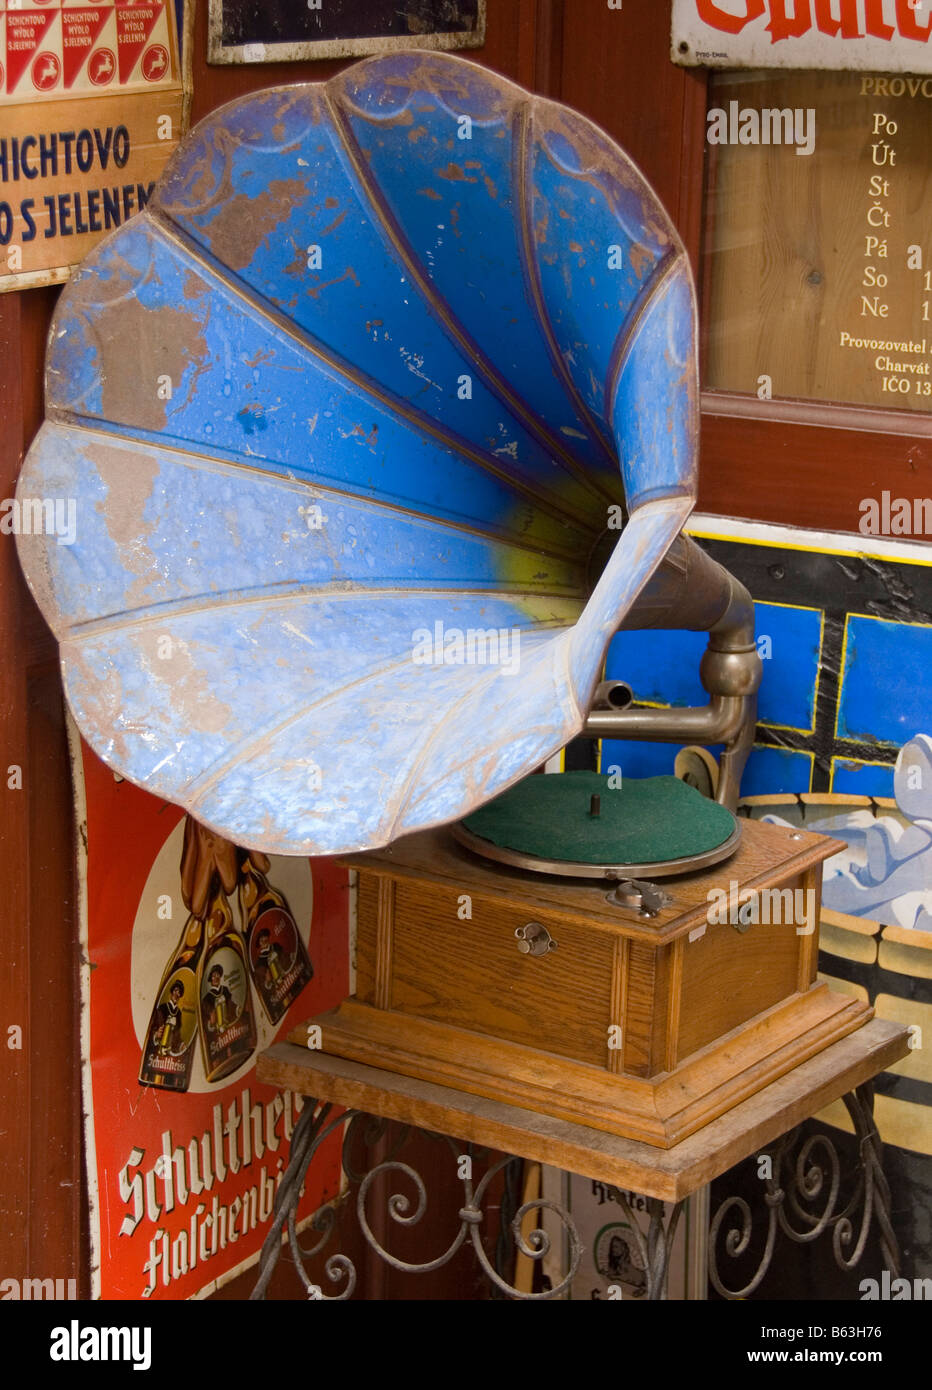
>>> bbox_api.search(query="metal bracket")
[605,879,673,916]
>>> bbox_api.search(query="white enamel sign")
[673,0,932,71]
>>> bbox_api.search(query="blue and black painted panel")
[838,615,932,748]
[598,533,932,796]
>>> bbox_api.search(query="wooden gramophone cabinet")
[293,816,872,1149]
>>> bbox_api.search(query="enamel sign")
[0,1,183,292]
[673,1,932,70]
[73,734,350,1299]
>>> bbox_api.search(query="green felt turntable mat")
[461,771,736,865]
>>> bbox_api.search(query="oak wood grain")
[388,880,614,1064]
[607,936,628,1074]
[289,985,872,1148]
[677,892,803,1062]
[262,1018,909,1201]
[355,873,377,1004]
[797,864,824,991]
[374,877,395,1010]
[621,941,667,1078]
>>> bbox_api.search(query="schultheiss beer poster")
[72,730,350,1299]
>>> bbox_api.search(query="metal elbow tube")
[582,535,762,810]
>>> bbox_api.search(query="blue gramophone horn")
[16,52,759,856]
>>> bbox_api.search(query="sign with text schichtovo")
[72,731,350,1299]
[673,0,932,71]
[0,1,183,293]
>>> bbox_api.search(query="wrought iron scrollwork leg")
[251,1109,583,1300]
[708,1082,901,1299]
[839,1082,900,1277]
[354,1139,583,1299]
[610,1191,683,1300]
[251,1100,360,1301]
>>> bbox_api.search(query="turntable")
[15,51,872,1150]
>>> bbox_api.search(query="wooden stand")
[261,1017,907,1203]
[291,818,874,1148]
[254,1019,909,1300]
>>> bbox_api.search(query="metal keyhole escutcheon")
[515,922,558,957]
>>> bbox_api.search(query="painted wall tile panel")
[606,601,821,732]
[838,616,932,747]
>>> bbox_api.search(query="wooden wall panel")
[699,407,932,535]
[556,0,707,263]
[0,287,84,1294]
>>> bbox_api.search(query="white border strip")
[66,711,101,1300]
[688,513,932,567]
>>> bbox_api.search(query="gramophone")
[16,52,870,1147]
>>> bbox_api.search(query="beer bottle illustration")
[238,851,313,1025]
[139,913,203,1092]
[197,876,257,1083]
